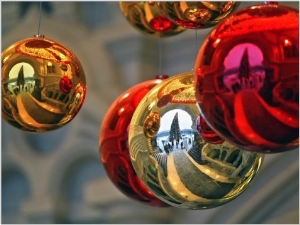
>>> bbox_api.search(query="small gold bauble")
[119,2,186,38]
[129,72,264,209]
[157,1,240,29]
[2,35,87,133]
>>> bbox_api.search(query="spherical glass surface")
[119,2,186,38]
[99,77,170,207]
[194,4,299,153]
[2,35,87,133]
[157,1,240,29]
[129,72,264,209]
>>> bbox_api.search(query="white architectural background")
[1,2,299,224]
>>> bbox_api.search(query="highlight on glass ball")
[156,1,240,29]
[1,34,87,133]
[119,1,186,38]
[129,72,264,209]
[194,3,299,153]
[99,75,170,207]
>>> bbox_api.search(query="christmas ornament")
[157,1,240,29]
[194,3,299,153]
[119,2,186,38]
[196,114,224,144]
[129,72,264,209]
[2,34,87,133]
[99,75,170,207]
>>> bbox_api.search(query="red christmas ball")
[194,3,299,153]
[99,76,170,207]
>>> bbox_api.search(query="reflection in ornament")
[157,2,240,29]
[144,112,161,138]
[194,3,299,153]
[59,76,72,94]
[129,72,263,209]
[99,77,170,207]
[119,2,186,38]
[196,114,224,144]
[1,35,87,133]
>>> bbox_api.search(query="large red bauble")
[194,3,299,153]
[99,76,170,207]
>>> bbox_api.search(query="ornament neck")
[263,2,278,5]
[34,34,45,38]
[155,74,169,80]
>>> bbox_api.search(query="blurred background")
[1,1,299,224]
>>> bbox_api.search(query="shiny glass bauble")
[129,72,264,209]
[99,76,170,207]
[119,2,186,38]
[2,35,87,133]
[157,1,240,29]
[194,4,299,153]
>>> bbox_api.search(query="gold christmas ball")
[119,2,186,38]
[2,35,87,133]
[129,72,264,209]
[157,1,240,29]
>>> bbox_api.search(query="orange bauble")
[2,35,87,133]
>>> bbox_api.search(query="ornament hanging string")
[37,2,42,36]
[190,28,199,72]
[194,28,198,67]
[158,39,162,75]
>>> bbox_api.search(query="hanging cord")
[158,38,162,75]
[195,28,198,58]
[192,28,198,71]
[37,2,42,36]
[156,38,169,80]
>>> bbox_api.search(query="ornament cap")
[33,34,45,38]
[155,74,169,80]
[263,2,278,5]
